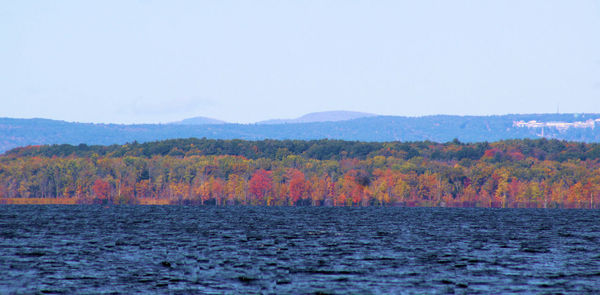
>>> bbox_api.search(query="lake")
[1,206,599,294]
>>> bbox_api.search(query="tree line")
[1,138,600,208]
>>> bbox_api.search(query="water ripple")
[1,206,599,294]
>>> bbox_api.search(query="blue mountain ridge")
[1,113,600,153]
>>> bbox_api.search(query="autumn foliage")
[249,169,272,205]
[1,138,600,208]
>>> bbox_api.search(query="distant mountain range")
[169,111,377,125]
[170,116,227,125]
[256,111,377,124]
[2,113,600,153]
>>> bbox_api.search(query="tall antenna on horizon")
[557,103,560,114]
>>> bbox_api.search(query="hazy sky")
[1,1,599,124]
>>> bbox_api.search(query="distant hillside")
[258,111,377,124]
[1,113,600,153]
[170,116,226,125]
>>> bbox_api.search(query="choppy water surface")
[1,206,599,294]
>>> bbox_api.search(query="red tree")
[249,169,272,204]
[287,169,306,205]
[92,178,110,200]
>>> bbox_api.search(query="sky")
[1,1,599,124]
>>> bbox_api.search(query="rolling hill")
[1,113,600,153]
[257,111,377,124]
[169,116,227,125]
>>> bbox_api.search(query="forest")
[1,138,600,208]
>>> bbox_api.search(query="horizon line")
[0,112,598,125]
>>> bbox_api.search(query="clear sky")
[1,1,599,124]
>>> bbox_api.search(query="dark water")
[1,206,599,294]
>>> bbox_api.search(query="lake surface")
[1,206,599,294]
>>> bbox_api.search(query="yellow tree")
[494,168,509,208]
[309,175,328,206]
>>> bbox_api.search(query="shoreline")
[1,198,595,209]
